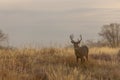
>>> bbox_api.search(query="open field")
[0,47,120,80]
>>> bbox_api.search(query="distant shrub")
[90,53,112,61]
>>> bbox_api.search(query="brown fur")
[70,35,89,63]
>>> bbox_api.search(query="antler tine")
[70,34,74,41]
[80,35,82,41]
[77,34,82,42]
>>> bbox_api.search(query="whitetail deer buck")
[70,34,89,63]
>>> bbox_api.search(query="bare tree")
[0,30,8,47]
[99,23,120,48]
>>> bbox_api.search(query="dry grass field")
[0,47,120,80]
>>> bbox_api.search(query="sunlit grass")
[0,47,120,80]
[90,47,119,55]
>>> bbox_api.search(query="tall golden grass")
[0,47,120,80]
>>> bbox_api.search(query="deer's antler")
[77,35,82,43]
[80,35,82,41]
[70,34,74,43]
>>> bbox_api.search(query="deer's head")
[70,34,82,48]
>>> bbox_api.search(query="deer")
[70,34,89,63]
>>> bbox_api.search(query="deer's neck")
[74,46,80,50]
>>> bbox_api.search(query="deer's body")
[70,34,89,63]
[74,45,89,62]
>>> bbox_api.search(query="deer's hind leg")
[76,57,79,63]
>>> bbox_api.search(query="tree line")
[99,23,120,48]
[0,23,120,48]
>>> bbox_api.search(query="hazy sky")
[0,0,120,47]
